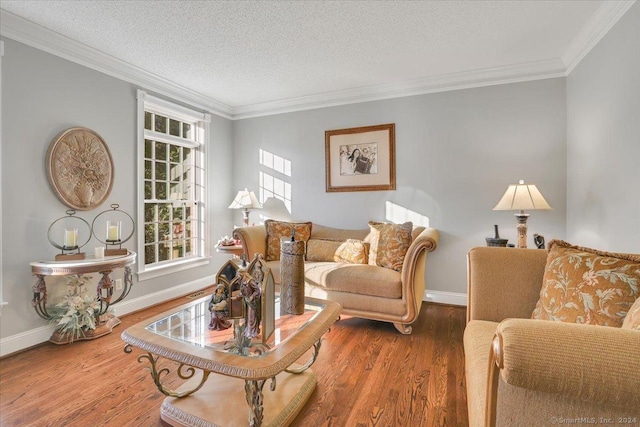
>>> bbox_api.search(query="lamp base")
[514,212,529,248]
[242,209,251,227]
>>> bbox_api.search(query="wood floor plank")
[0,291,468,427]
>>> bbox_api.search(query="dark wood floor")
[0,289,468,427]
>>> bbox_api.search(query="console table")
[30,251,136,344]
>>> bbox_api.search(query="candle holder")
[91,204,134,256]
[48,210,91,260]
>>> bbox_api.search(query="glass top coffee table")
[122,294,341,427]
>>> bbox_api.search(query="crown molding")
[563,0,636,74]
[231,59,566,119]
[1,2,635,120]
[0,10,233,119]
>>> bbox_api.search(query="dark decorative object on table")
[534,233,545,249]
[208,284,231,331]
[486,224,508,247]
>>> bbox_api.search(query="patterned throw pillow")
[306,239,343,262]
[532,240,640,327]
[334,239,369,264]
[622,297,640,330]
[264,220,312,261]
[365,221,413,272]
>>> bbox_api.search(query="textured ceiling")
[0,0,626,113]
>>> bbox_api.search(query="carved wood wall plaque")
[46,127,114,211]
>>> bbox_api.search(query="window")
[137,90,210,280]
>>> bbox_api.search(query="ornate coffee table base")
[160,367,316,427]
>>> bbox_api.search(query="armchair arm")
[486,319,640,425]
[467,247,548,323]
[400,227,439,325]
[232,226,266,260]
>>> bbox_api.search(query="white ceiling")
[0,1,635,118]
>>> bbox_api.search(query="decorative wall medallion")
[46,127,114,211]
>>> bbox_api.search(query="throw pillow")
[365,221,413,272]
[531,240,640,327]
[622,297,640,330]
[334,239,369,264]
[264,220,312,261]
[306,239,343,262]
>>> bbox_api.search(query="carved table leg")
[110,266,133,305]
[244,377,276,427]
[97,270,114,315]
[31,275,50,319]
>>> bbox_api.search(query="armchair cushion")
[365,221,412,272]
[264,220,312,261]
[532,240,640,327]
[496,318,640,411]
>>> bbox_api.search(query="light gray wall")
[233,79,567,295]
[0,38,234,339]
[566,2,640,253]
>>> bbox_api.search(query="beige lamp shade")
[228,189,261,210]
[493,180,551,211]
[229,189,261,227]
[493,180,551,249]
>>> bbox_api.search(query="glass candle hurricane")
[106,221,121,242]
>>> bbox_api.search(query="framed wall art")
[46,127,114,210]
[325,123,396,192]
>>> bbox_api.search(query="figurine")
[237,269,262,339]
[534,234,546,249]
[208,284,231,330]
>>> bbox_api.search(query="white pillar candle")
[106,221,120,241]
[94,247,105,258]
[64,228,77,247]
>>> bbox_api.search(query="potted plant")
[49,274,101,342]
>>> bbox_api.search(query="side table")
[30,251,136,344]
[215,243,244,259]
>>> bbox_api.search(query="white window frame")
[136,90,211,281]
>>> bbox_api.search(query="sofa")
[464,246,640,427]
[233,221,439,334]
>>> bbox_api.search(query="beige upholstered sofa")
[233,223,438,334]
[464,247,640,427]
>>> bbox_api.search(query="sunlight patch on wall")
[385,201,429,227]
[259,149,292,217]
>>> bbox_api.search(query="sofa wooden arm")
[467,247,548,323]
[486,318,640,426]
[233,226,266,260]
[399,227,439,328]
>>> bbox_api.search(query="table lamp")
[229,188,261,227]
[493,180,551,248]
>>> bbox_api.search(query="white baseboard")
[0,275,215,358]
[0,324,56,357]
[423,290,467,306]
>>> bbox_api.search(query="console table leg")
[97,270,114,315]
[31,275,50,320]
[110,266,133,305]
